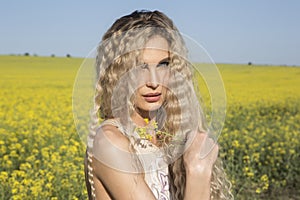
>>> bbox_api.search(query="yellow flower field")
[0,56,299,199]
[217,64,300,199]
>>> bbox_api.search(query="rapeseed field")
[0,56,299,199]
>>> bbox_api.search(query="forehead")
[142,36,169,63]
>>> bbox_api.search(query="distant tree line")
[22,52,72,58]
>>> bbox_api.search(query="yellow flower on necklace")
[144,118,149,124]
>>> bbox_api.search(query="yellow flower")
[20,162,32,171]
[256,188,262,194]
[246,172,254,178]
[243,155,250,163]
[260,174,268,182]
[232,140,240,148]
[144,118,149,124]
[146,134,153,141]
[0,171,8,182]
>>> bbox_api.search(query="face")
[134,36,170,116]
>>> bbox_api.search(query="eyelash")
[157,61,169,67]
[141,61,169,69]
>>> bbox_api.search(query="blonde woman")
[84,10,233,200]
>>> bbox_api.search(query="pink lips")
[142,93,161,102]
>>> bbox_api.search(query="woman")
[84,10,233,199]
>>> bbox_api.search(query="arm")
[91,125,157,200]
[183,132,218,200]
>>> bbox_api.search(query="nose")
[146,67,159,89]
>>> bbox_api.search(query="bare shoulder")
[91,122,136,173]
[88,123,156,200]
[93,123,130,152]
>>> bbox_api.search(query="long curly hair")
[89,10,233,199]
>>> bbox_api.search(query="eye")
[157,61,169,68]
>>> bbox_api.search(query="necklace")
[135,118,173,144]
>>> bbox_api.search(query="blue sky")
[1,0,299,65]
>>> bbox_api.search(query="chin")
[139,101,163,112]
[145,103,163,111]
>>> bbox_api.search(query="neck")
[132,108,159,145]
[131,108,158,126]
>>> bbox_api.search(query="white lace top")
[87,119,170,200]
[134,139,170,200]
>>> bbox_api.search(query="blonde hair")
[88,10,233,199]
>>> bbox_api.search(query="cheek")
[136,75,146,86]
[134,87,144,103]
[159,70,170,87]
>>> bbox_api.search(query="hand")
[183,132,219,176]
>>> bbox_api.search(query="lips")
[142,92,161,102]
